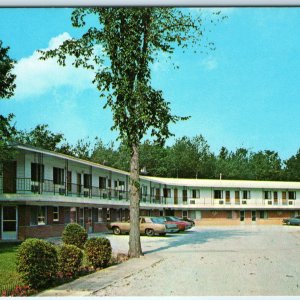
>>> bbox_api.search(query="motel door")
[3,161,16,194]
[2,206,18,240]
[174,188,178,205]
[240,211,245,222]
[251,211,257,222]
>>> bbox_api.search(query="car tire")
[113,226,121,235]
[145,228,155,237]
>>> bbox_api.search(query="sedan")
[282,216,300,225]
[161,216,192,231]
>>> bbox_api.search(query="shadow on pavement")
[142,228,254,254]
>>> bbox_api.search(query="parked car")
[178,217,195,227]
[282,216,300,225]
[160,216,192,231]
[107,216,180,236]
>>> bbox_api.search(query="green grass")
[0,242,23,292]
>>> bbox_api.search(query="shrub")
[16,238,57,289]
[85,237,112,269]
[62,223,88,249]
[1,285,37,297]
[57,244,83,279]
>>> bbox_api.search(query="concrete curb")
[38,254,163,297]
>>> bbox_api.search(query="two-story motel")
[1,144,300,240]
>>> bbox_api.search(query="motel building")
[1,144,300,241]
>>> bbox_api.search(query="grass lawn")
[0,242,22,292]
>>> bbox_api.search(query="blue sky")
[1,8,300,160]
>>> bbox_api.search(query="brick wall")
[18,224,65,240]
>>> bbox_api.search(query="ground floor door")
[240,210,245,222]
[251,211,257,222]
[1,206,18,240]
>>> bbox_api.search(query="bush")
[57,244,83,279]
[62,223,88,249]
[85,237,112,269]
[1,285,37,297]
[16,239,57,289]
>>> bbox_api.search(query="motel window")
[163,188,171,198]
[53,167,64,185]
[264,191,271,200]
[31,163,44,182]
[192,189,200,198]
[182,211,188,218]
[67,171,72,192]
[108,179,112,188]
[225,191,230,201]
[119,181,125,191]
[227,211,233,219]
[83,174,92,189]
[242,191,250,199]
[98,208,103,222]
[106,208,111,221]
[235,191,240,200]
[79,208,84,227]
[288,191,296,200]
[274,191,278,201]
[214,190,223,199]
[53,206,59,222]
[30,206,47,226]
[142,186,148,196]
[150,187,155,197]
[259,211,268,219]
[99,177,106,189]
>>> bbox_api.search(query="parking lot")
[95,225,300,296]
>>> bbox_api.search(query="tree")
[0,113,17,162]
[16,124,74,154]
[0,40,16,99]
[40,8,221,257]
[284,149,300,181]
[0,40,17,162]
[249,150,282,181]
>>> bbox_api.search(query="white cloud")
[13,32,96,100]
[201,56,218,71]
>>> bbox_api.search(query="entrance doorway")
[3,161,16,193]
[240,210,245,222]
[251,211,257,222]
[2,206,18,240]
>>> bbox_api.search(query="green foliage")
[57,244,83,278]
[62,223,88,249]
[38,8,223,148]
[16,238,58,289]
[0,113,18,162]
[16,124,73,153]
[84,237,112,269]
[0,40,16,99]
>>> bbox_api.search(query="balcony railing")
[0,177,299,208]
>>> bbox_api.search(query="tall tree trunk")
[128,143,143,258]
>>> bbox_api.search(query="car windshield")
[167,216,180,221]
[150,217,165,224]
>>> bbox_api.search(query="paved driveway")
[95,225,300,296]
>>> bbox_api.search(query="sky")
[1,8,300,160]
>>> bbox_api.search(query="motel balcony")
[1,177,300,210]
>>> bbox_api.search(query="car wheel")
[113,226,121,235]
[145,228,154,237]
